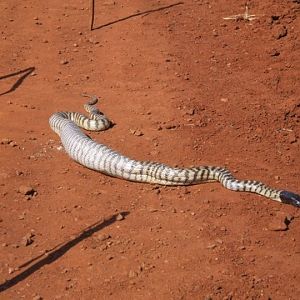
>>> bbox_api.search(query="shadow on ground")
[0,212,129,293]
[0,67,35,96]
[91,2,183,30]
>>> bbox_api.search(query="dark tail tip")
[279,191,300,208]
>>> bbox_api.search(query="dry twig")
[223,5,257,21]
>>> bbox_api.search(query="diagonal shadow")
[92,2,184,30]
[0,67,35,96]
[0,211,129,292]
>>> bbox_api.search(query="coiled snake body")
[49,96,300,208]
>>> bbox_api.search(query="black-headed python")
[49,96,300,208]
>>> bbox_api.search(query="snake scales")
[49,96,300,208]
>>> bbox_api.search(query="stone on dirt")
[21,232,35,246]
[116,213,124,221]
[18,185,36,196]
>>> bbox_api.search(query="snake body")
[49,97,300,208]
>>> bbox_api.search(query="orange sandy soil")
[0,0,300,299]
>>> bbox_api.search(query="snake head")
[279,191,300,208]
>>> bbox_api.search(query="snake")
[49,96,300,208]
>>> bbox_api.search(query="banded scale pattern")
[49,97,300,208]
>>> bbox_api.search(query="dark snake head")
[280,191,300,208]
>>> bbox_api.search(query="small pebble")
[18,185,36,196]
[268,213,291,231]
[96,233,111,241]
[116,213,124,221]
[285,215,293,223]
[21,232,34,246]
[148,208,158,213]
[128,270,137,278]
[1,138,13,145]
[9,141,18,147]
[18,213,26,220]
[60,59,69,65]
[186,108,195,115]
[207,243,217,249]
[164,124,177,130]
[129,129,143,136]
[270,49,280,57]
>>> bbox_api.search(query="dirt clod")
[273,25,288,39]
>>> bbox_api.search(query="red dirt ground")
[1,0,299,299]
